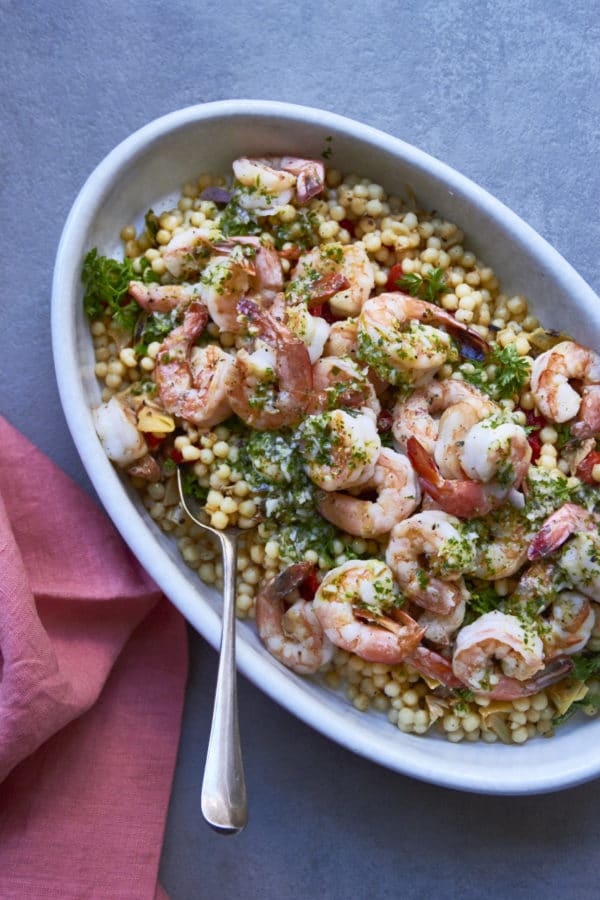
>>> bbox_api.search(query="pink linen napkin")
[0,416,188,899]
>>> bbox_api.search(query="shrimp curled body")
[153,302,235,428]
[227,298,313,430]
[256,563,334,674]
[357,292,488,387]
[313,560,424,664]
[386,511,470,615]
[530,340,600,438]
[318,448,420,537]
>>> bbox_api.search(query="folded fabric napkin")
[0,416,188,899]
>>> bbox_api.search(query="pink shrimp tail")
[406,437,492,518]
[528,502,593,560]
[183,301,209,339]
[408,646,463,688]
[262,562,314,603]
[572,385,600,439]
[483,655,574,700]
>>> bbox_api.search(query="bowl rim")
[52,99,600,795]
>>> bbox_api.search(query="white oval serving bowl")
[52,100,600,795]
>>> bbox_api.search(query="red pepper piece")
[298,567,321,601]
[386,262,405,292]
[339,218,356,238]
[145,432,166,449]
[576,451,600,484]
[523,409,547,464]
[306,272,350,308]
[308,301,338,324]
[169,448,184,465]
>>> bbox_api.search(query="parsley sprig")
[82,248,159,333]
[460,344,530,400]
[572,653,600,681]
[82,249,140,331]
[395,267,449,303]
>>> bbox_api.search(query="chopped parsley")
[460,344,530,400]
[572,652,600,681]
[320,243,344,264]
[179,467,209,504]
[218,198,262,237]
[524,468,575,528]
[464,583,504,624]
[272,209,319,251]
[135,309,181,356]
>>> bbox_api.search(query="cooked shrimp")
[307,356,380,416]
[473,656,574,701]
[542,591,595,658]
[407,421,531,519]
[324,318,360,358]
[248,242,284,302]
[452,610,544,692]
[162,226,218,278]
[385,511,471,615]
[313,560,424,663]
[270,294,330,364]
[530,340,600,437]
[215,236,284,301]
[232,155,325,209]
[153,301,234,427]
[93,394,148,467]
[227,297,312,429]
[318,448,420,537]
[459,419,531,489]
[128,280,198,313]
[466,506,532,580]
[528,502,599,560]
[529,505,600,603]
[299,409,381,491]
[293,243,375,317]
[415,597,466,648]
[357,293,488,387]
[160,227,282,313]
[406,437,497,518]
[196,256,252,332]
[323,318,388,395]
[392,379,494,457]
[255,562,334,674]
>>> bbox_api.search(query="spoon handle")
[201,535,248,833]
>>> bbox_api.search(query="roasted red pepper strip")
[145,432,166,449]
[306,272,350,309]
[576,450,600,484]
[298,567,321,601]
[523,410,546,464]
[386,262,405,292]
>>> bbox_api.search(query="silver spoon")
[177,467,248,834]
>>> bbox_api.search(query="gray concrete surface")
[2,1,599,898]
